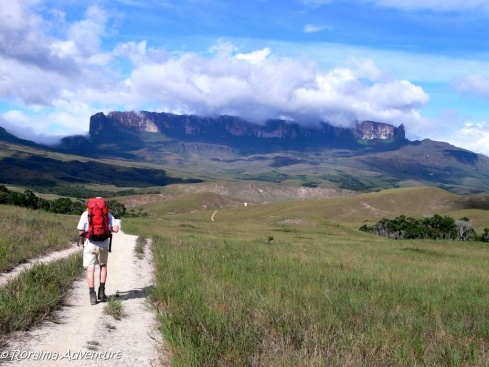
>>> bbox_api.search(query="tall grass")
[0,252,83,345]
[135,235,148,259]
[0,205,78,272]
[124,203,489,367]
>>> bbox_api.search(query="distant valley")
[1,111,489,197]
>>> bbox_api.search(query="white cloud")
[426,117,489,156]
[345,57,385,82]
[456,121,489,155]
[235,48,271,64]
[1,1,487,158]
[369,80,429,109]
[453,73,489,99]
[1,110,64,144]
[2,33,431,143]
[304,24,332,33]
[302,0,489,11]
[364,0,489,11]
[122,47,430,129]
[66,6,108,59]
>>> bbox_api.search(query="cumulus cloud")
[235,48,272,63]
[0,1,431,145]
[456,120,489,155]
[122,46,430,127]
[0,0,77,73]
[1,111,65,144]
[425,115,489,156]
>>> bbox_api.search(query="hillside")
[117,186,489,233]
[0,141,203,193]
[2,110,489,196]
[56,111,489,195]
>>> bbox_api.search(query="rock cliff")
[89,111,406,151]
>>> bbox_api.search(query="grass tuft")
[135,235,148,259]
[104,297,125,320]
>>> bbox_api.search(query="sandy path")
[2,224,167,366]
[0,246,81,288]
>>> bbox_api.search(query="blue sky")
[1,0,489,156]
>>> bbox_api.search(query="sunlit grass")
[123,193,489,367]
[2,187,489,366]
[0,205,77,272]
[0,252,82,344]
[104,297,125,320]
[135,235,148,259]
[146,231,489,366]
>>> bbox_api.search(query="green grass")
[0,205,78,272]
[122,188,489,367]
[2,187,489,366]
[0,252,83,346]
[135,235,148,259]
[104,297,125,320]
[145,231,489,367]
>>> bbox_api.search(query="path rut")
[2,225,167,366]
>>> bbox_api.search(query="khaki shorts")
[83,242,109,267]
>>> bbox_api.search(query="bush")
[360,214,480,241]
[0,186,130,217]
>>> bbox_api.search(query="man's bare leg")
[87,265,95,288]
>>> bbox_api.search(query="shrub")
[360,214,479,241]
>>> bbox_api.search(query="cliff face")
[353,121,405,140]
[89,111,406,151]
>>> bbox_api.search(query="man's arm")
[109,213,120,233]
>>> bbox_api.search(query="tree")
[7,191,26,206]
[454,219,476,241]
[23,190,39,209]
[360,214,482,242]
[107,200,126,218]
[480,228,489,242]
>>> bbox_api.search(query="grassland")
[0,206,82,347]
[122,187,489,366]
[1,186,489,366]
[0,206,78,272]
[0,252,82,344]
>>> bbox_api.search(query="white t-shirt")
[77,210,115,248]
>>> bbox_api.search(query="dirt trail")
[0,246,81,288]
[2,224,167,366]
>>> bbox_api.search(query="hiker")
[77,197,120,305]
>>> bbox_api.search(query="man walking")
[77,197,120,305]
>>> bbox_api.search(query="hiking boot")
[98,287,108,302]
[89,291,97,305]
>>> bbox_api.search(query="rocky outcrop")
[353,121,405,140]
[91,111,405,140]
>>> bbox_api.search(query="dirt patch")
[277,219,313,226]
[117,194,173,209]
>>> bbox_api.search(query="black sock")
[100,283,105,290]
[89,287,95,293]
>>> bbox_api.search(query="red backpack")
[86,197,111,241]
